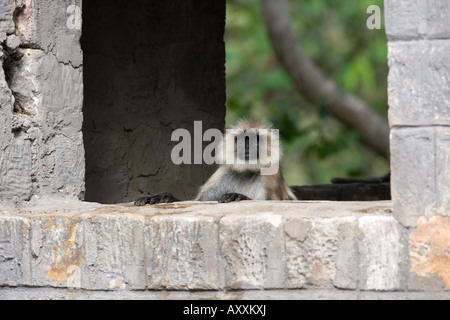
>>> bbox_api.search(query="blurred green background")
[224,0,389,186]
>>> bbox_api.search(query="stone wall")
[385,0,450,290]
[386,0,450,226]
[0,201,410,298]
[0,0,84,204]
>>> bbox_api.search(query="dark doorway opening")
[81,1,226,204]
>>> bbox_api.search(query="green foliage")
[225,0,389,185]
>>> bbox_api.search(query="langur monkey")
[134,119,297,205]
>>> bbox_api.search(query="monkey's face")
[219,127,279,174]
[234,129,261,163]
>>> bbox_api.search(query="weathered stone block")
[333,218,359,289]
[145,214,220,290]
[358,216,405,291]
[0,140,33,203]
[0,216,31,286]
[285,217,359,289]
[30,216,83,288]
[409,216,450,290]
[0,56,13,110]
[388,40,450,127]
[6,49,42,117]
[16,0,82,67]
[5,34,21,50]
[0,0,14,41]
[284,218,310,288]
[427,0,450,39]
[220,213,284,289]
[5,48,85,200]
[0,59,13,128]
[436,128,450,215]
[391,127,450,226]
[81,214,146,290]
[390,127,437,227]
[385,0,450,40]
[384,0,428,40]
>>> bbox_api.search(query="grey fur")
[196,166,266,201]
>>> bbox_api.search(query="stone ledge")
[0,200,394,290]
[1,287,450,300]
[0,199,447,297]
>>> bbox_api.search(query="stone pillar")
[0,0,84,203]
[385,0,450,290]
[386,0,450,227]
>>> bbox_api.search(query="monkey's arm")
[134,192,179,206]
[219,193,251,203]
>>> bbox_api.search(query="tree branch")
[260,0,390,158]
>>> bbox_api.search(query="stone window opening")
[81,1,225,204]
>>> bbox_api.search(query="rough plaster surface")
[0,0,84,204]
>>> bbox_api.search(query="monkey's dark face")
[234,131,260,162]
[228,128,274,172]
[216,119,280,175]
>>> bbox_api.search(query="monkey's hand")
[134,192,179,206]
[219,193,251,203]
